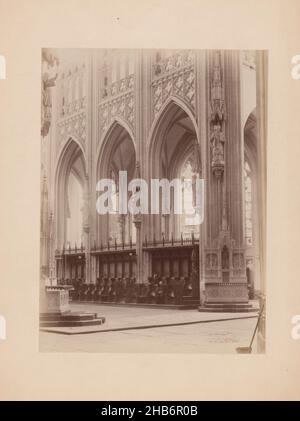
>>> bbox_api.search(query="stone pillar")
[133,51,145,283]
[83,51,94,284]
[204,50,248,304]
[134,214,142,283]
[82,186,91,283]
[141,51,153,283]
[90,50,99,285]
[40,174,49,278]
[48,211,56,282]
[195,50,208,305]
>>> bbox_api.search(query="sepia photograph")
[2,0,300,406]
[39,48,267,353]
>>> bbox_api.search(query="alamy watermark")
[96,171,204,223]
[291,55,300,80]
[0,314,6,340]
[291,315,300,340]
[0,54,6,80]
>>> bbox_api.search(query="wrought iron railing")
[91,239,136,253]
[143,232,199,248]
[55,232,199,257]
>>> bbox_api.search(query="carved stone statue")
[210,124,225,168]
[41,50,59,137]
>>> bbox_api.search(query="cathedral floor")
[39,303,259,353]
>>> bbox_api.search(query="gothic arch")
[96,119,136,180]
[147,98,201,239]
[55,136,87,182]
[55,137,87,249]
[97,116,135,171]
[96,119,136,244]
[148,95,199,156]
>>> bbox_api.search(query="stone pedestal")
[44,286,73,314]
[40,284,105,328]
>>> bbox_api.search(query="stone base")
[199,302,259,313]
[40,311,105,328]
[44,285,73,314]
[204,282,249,303]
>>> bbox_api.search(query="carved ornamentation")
[57,112,87,148]
[210,123,225,173]
[152,68,195,117]
[152,50,194,78]
[209,51,226,177]
[152,51,195,117]
[99,73,135,135]
[205,253,218,269]
[41,50,59,137]
[99,92,135,135]
[101,74,134,100]
[206,284,248,301]
[233,252,245,269]
[62,97,86,117]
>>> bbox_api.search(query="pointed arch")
[54,137,87,250]
[148,95,199,151]
[55,136,87,183]
[147,96,201,239]
[148,96,200,180]
[96,117,136,180]
[96,117,136,245]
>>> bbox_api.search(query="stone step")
[203,301,249,305]
[40,316,105,328]
[198,306,259,313]
[73,301,199,310]
[40,312,98,322]
[182,301,200,306]
[182,296,200,301]
[204,303,252,308]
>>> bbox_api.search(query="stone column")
[40,50,59,313]
[195,50,208,305]
[83,51,94,284]
[134,214,142,283]
[90,50,99,284]
[141,51,153,283]
[203,50,248,304]
[133,51,144,283]
[48,211,55,282]
[82,185,91,283]
[224,50,247,295]
[40,174,49,278]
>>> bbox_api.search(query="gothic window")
[244,161,253,246]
